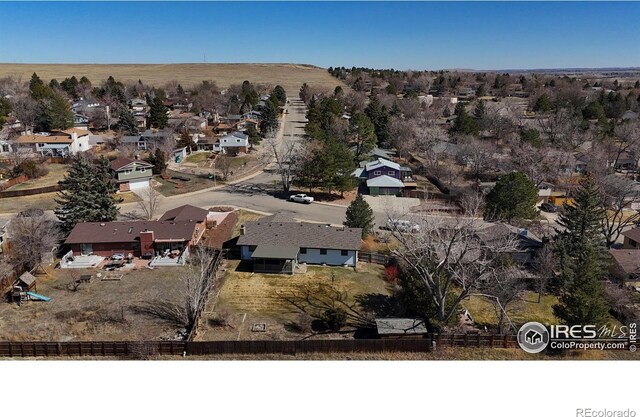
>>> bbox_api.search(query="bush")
[13,160,49,179]
[321,308,347,331]
[384,264,400,284]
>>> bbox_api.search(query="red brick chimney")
[139,230,155,257]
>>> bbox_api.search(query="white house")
[219,131,249,155]
[236,213,362,274]
[12,128,91,157]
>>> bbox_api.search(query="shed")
[375,318,428,339]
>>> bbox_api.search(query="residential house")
[236,215,362,274]
[353,158,410,196]
[130,98,149,130]
[12,128,91,157]
[73,113,89,130]
[622,227,640,249]
[72,97,101,114]
[477,223,544,265]
[63,205,208,263]
[609,249,640,287]
[121,135,148,151]
[220,131,249,155]
[109,157,153,191]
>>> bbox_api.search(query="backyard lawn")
[196,261,391,341]
[184,152,213,164]
[5,163,69,191]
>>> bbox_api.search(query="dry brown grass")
[196,261,390,341]
[0,63,346,93]
[0,266,188,341]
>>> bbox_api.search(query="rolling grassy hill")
[0,63,346,93]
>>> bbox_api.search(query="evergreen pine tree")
[484,171,538,222]
[259,99,279,136]
[149,96,168,129]
[55,155,120,235]
[552,174,610,326]
[344,194,375,238]
[44,93,74,130]
[118,108,138,136]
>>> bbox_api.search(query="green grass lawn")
[154,170,218,196]
[184,152,213,164]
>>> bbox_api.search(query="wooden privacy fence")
[0,184,61,198]
[0,175,28,191]
[0,335,518,358]
[358,251,392,266]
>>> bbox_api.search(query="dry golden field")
[0,63,346,92]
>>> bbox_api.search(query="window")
[388,171,394,176]
[236,139,241,143]
[373,171,381,176]
[341,250,348,256]
[320,249,327,255]
[124,169,132,175]
[140,168,146,173]
[300,248,307,254]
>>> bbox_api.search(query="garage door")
[128,180,150,190]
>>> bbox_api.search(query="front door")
[80,243,93,256]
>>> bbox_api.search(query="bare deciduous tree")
[456,136,497,179]
[387,198,518,324]
[262,134,301,192]
[597,174,640,247]
[7,209,60,271]
[183,247,222,335]
[477,267,528,334]
[137,185,161,220]
[217,154,233,180]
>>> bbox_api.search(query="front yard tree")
[55,155,121,235]
[259,98,279,137]
[553,174,610,326]
[484,171,538,223]
[349,112,377,161]
[145,148,168,175]
[44,93,74,130]
[118,108,138,136]
[344,194,375,238]
[272,85,287,106]
[149,95,168,129]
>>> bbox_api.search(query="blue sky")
[0,1,639,70]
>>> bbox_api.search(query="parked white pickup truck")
[289,193,314,204]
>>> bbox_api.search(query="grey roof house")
[236,215,362,274]
[109,157,153,191]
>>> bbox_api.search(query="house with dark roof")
[219,131,249,155]
[236,216,362,274]
[476,223,544,265]
[109,157,153,191]
[63,205,208,265]
[352,158,414,196]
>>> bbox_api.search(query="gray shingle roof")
[237,221,362,251]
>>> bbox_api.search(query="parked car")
[386,219,420,233]
[289,193,314,204]
[540,202,558,213]
[111,253,125,261]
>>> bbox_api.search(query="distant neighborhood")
[0,66,639,359]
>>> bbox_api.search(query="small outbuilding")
[15,271,37,292]
[375,318,428,339]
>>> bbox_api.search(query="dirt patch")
[0,266,189,341]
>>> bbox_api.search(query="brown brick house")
[64,205,208,258]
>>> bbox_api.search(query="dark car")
[540,202,558,213]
